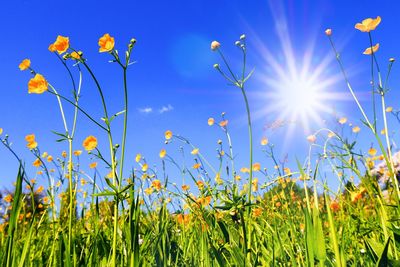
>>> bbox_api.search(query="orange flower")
[19,59,31,71]
[165,130,173,140]
[89,162,98,169]
[363,43,379,55]
[193,163,201,169]
[307,135,316,143]
[98,33,115,53]
[196,180,204,189]
[152,180,162,191]
[25,134,35,143]
[330,201,340,212]
[352,126,361,133]
[338,117,347,124]
[355,16,381,32]
[73,150,82,156]
[49,35,70,54]
[182,184,190,191]
[252,178,258,192]
[27,141,38,150]
[28,74,48,94]
[211,41,221,51]
[219,120,228,127]
[4,194,12,203]
[252,207,263,218]
[176,213,190,225]
[36,185,44,193]
[82,136,97,151]
[368,147,377,156]
[207,118,215,126]
[33,158,42,167]
[70,51,81,60]
[47,155,53,162]
[252,162,261,171]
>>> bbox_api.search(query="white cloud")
[159,104,174,114]
[138,107,153,114]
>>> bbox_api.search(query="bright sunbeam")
[246,0,349,142]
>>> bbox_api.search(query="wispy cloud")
[159,104,174,114]
[138,107,153,114]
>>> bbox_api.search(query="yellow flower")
[19,59,31,71]
[4,194,12,203]
[182,184,190,191]
[49,35,70,54]
[165,130,173,140]
[325,28,332,36]
[144,187,153,195]
[47,155,53,162]
[363,43,379,55]
[27,141,38,150]
[252,178,258,192]
[261,137,268,146]
[211,41,221,51]
[240,167,250,173]
[36,185,44,193]
[73,150,82,156]
[191,148,199,155]
[89,162,97,169]
[0,128,2,135]
[352,126,361,133]
[252,207,263,218]
[386,106,393,112]
[219,120,228,127]
[142,163,149,172]
[355,16,381,32]
[70,51,81,60]
[193,163,201,169]
[25,134,35,143]
[33,158,42,167]
[338,117,347,124]
[98,33,115,53]
[196,180,204,189]
[207,118,215,126]
[368,148,377,156]
[381,128,386,135]
[135,153,141,162]
[159,149,166,158]
[28,74,48,94]
[152,180,162,191]
[82,136,97,151]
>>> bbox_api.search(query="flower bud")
[235,41,241,46]
[240,34,246,40]
[211,41,221,51]
[213,63,220,69]
[325,28,332,36]
[389,58,395,62]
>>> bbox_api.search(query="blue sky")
[1,0,400,191]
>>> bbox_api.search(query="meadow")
[1,16,400,266]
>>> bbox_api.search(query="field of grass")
[1,17,400,266]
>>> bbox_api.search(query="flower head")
[355,16,381,32]
[19,59,31,71]
[159,149,166,158]
[261,137,268,146]
[363,43,380,55]
[82,136,98,151]
[28,74,48,94]
[89,162,98,169]
[207,118,215,126]
[165,130,173,140]
[307,135,317,143]
[98,33,115,53]
[49,35,70,54]
[211,41,220,51]
[325,28,332,36]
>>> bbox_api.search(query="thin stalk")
[368,33,377,132]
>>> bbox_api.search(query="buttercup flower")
[152,180,162,191]
[191,148,199,155]
[28,74,48,94]
[70,51,81,60]
[98,33,115,53]
[142,163,149,172]
[19,59,31,71]
[49,35,70,54]
[386,106,393,112]
[307,135,317,143]
[159,149,166,158]
[261,137,268,146]
[89,162,98,169]
[207,118,215,126]
[33,158,42,167]
[219,120,228,127]
[165,130,173,140]
[82,136,98,151]
[363,43,379,55]
[73,150,82,156]
[211,41,220,51]
[135,154,142,162]
[352,126,361,133]
[338,117,347,124]
[355,16,381,32]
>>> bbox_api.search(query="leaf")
[376,238,391,267]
